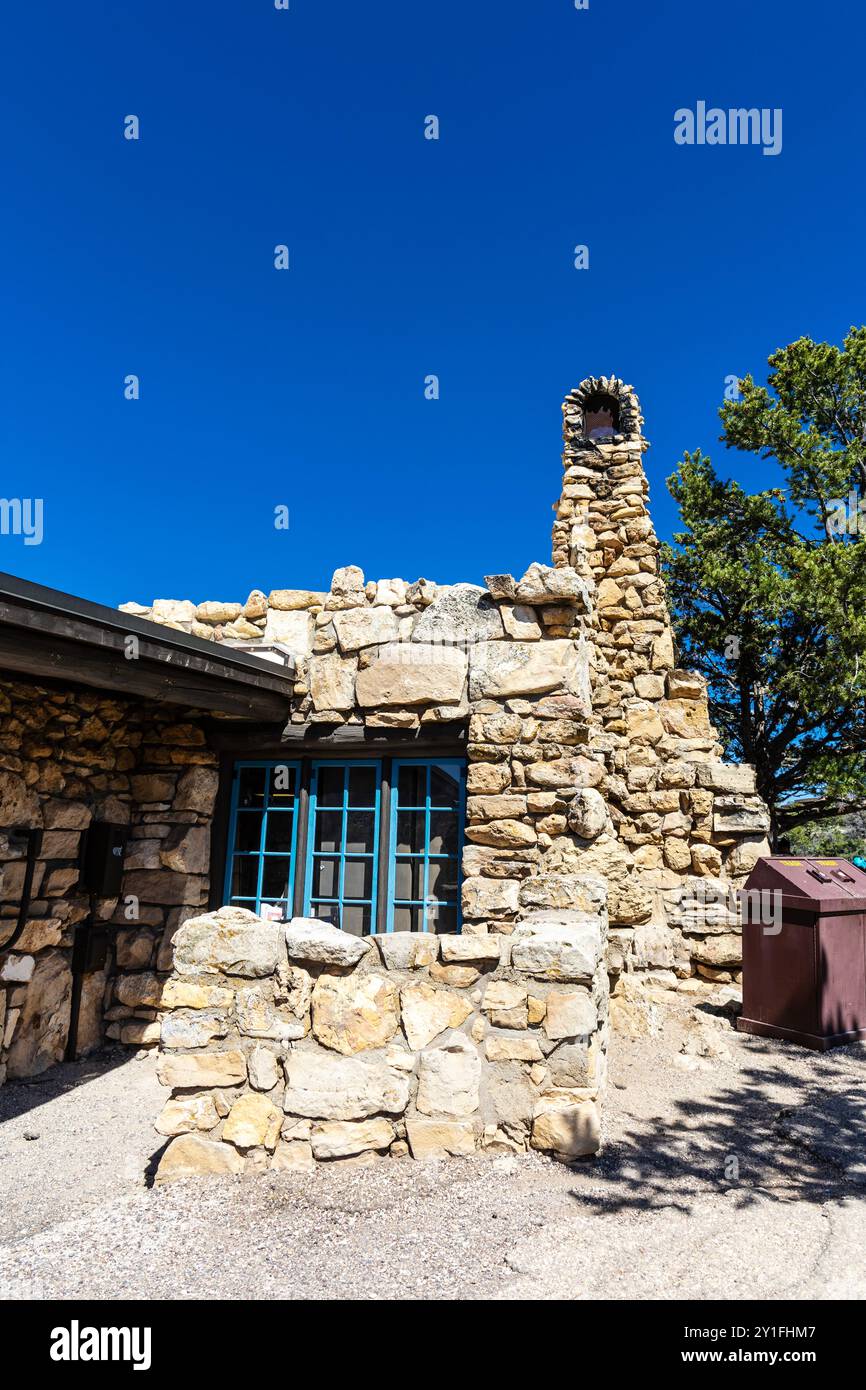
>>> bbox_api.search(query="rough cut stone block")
[464,819,536,849]
[236,985,305,1041]
[400,982,473,1049]
[510,913,603,981]
[270,1142,315,1172]
[695,762,757,795]
[461,876,520,919]
[174,766,219,815]
[501,603,542,640]
[356,646,467,707]
[311,972,401,1055]
[223,1093,282,1150]
[160,1013,226,1049]
[416,1034,482,1118]
[517,873,607,915]
[484,1032,544,1062]
[405,1118,476,1159]
[196,601,242,624]
[310,1118,395,1159]
[283,1052,411,1120]
[262,608,313,655]
[152,599,196,624]
[530,1098,600,1158]
[660,699,712,738]
[468,638,590,703]
[333,605,399,652]
[543,989,597,1041]
[154,1094,220,1136]
[567,787,607,839]
[268,589,324,610]
[374,932,439,971]
[156,1049,247,1089]
[712,798,771,834]
[439,934,502,963]
[248,1045,281,1092]
[285,917,371,968]
[160,980,233,1011]
[122,869,203,907]
[515,563,591,610]
[308,652,357,712]
[172,907,281,978]
[482,980,527,1012]
[156,1134,245,1180]
[411,583,503,644]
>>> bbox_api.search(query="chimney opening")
[582,393,619,442]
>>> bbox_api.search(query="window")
[305,760,381,938]
[223,756,465,935]
[389,759,465,934]
[224,761,300,918]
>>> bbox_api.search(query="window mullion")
[255,773,268,914]
[376,757,391,935]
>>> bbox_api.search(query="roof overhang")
[0,571,296,721]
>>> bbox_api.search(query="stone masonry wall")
[154,895,609,1177]
[0,674,217,1082]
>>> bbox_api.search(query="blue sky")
[1,0,863,607]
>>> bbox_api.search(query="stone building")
[0,377,770,1169]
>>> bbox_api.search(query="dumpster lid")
[743,857,866,913]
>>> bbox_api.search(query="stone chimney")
[553,377,771,983]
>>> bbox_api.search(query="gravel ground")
[2,996,866,1301]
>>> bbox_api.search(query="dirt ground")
[1,988,865,1301]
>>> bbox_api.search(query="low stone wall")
[154,891,609,1177]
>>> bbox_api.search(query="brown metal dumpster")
[736,857,866,1050]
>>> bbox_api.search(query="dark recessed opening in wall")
[582,394,619,442]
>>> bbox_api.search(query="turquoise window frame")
[223,760,301,916]
[386,758,466,934]
[303,759,382,935]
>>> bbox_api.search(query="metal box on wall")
[81,822,129,899]
[737,857,866,1051]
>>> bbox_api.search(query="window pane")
[427,857,459,900]
[316,765,344,807]
[235,812,263,853]
[429,904,458,935]
[231,856,259,898]
[268,763,297,805]
[396,810,425,855]
[238,766,266,808]
[312,856,339,899]
[343,857,374,901]
[394,857,424,901]
[429,811,459,857]
[430,765,460,809]
[312,901,340,926]
[261,858,292,901]
[392,903,423,933]
[342,904,371,938]
[346,811,375,855]
[398,764,426,807]
[264,812,293,854]
[315,810,343,854]
[348,766,376,806]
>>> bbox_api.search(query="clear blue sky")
[1,0,862,607]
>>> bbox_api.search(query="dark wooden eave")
[0,570,296,721]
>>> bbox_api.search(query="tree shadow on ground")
[571,1036,866,1216]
